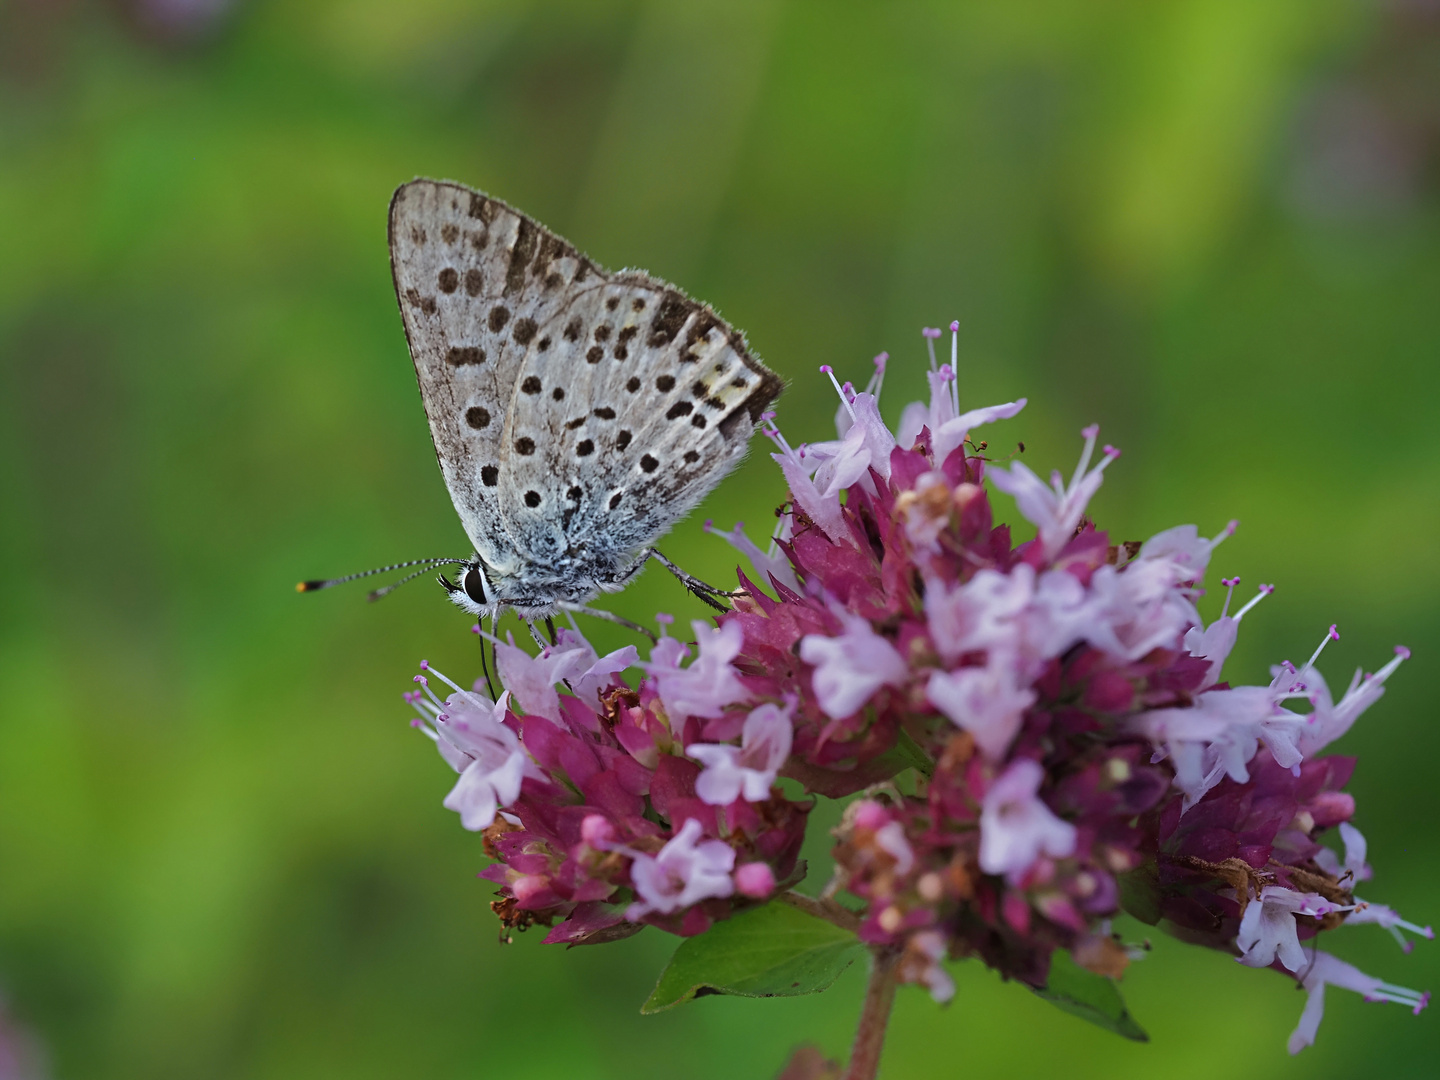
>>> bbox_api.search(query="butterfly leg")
[641,548,738,612]
[558,603,658,644]
[473,621,499,700]
[524,619,550,650]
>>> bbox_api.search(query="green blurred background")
[2,0,1437,1076]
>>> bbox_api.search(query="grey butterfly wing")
[389,178,782,595]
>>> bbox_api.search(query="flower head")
[405,321,1427,1053]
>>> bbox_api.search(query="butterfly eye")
[463,567,489,606]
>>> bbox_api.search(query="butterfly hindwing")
[389,178,782,601]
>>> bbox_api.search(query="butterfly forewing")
[388,179,782,605]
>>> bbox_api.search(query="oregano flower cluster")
[406,324,1428,1054]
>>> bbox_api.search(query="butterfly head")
[440,556,500,616]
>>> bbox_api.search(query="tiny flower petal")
[626,819,736,919]
[978,759,1077,882]
[689,699,795,805]
[800,615,908,719]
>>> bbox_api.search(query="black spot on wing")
[447,346,485,367]
[505,218,539,296]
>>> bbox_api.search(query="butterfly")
[310,178,782,631]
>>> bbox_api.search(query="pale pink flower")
[1314,821,1372,884]
[626,819,736,919]
[978,759,1077,881]
[894,323,1026,461]
[987,425,1119,561]
[493,629,596,723]
[408,666,528,832]
[1346,900,1435,952]
[927,659,1036,760]
[1183,577,1273,690]
[765,417,847,543]
[689,699,796,805]
[704,518,801,593]
[648,620,751,722]
[924,565,1034,663]
[570,641,640,711]
[1287,951,1429,1054]
[874,821,915,875]
[808,389,896,496]
[908,929,956,1003]
[799,613,908,719]
[1134,686,1309,808]
[900,471,957,550]
[1296,645,1411,757]
[1237,887,1351,972]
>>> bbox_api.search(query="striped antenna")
[366,562,457,602]
[296,557,464,594]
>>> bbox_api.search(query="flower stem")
[780,889,861,932]
[842,946,900,1080]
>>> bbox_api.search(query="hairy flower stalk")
[406,323,1428,1065]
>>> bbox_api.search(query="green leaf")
[641,901,864,1014]
[1030,950,1149,1042]
[1117,860,1162,926]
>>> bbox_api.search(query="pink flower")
[799,613,908,720]
[705,518,801,593]
[1132,686,1308,809]
[648,620,751,722]
[493,630,595,723]
[807,390,896,496]
[987,424,1119,560]
[924,565,1034,663]
[1236,887,1351,972]
[1296,644,1411,757]
[689,699,796,805]
[734,862,777,899]
[894,323,1026,461]
[408,666,528,832]
[766,418,847,543]
[907,929,956,1003]
[1346,900,1435,952]
[1183,578,1272,690]
[1314,821,1372,884]
[978,759,1077,881]
[926,659,1036,761]
[626,819,736,919]
[1287,951,1429,1054]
